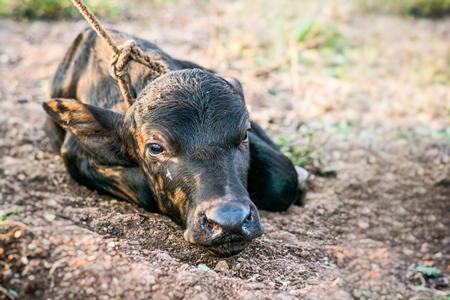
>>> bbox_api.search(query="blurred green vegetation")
[213,0,346,76]
[397,125,450,141]
[277,133,323,167]
[0,207,21,232]
[276,120,359,169]
[276,119,450,169]
[415,264,442,278]
[0,0,122,20]
[360,0,450,18]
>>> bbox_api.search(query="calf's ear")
[43,98,136,166]
[218,75,245,102]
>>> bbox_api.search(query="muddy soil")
[1,1,449,299]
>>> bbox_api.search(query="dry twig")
[0,287,14,300]
[205,0,219,69]
[0,220,37,236]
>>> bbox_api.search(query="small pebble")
[353,289,362,298]
[17,174,26,181]
[357,221,370,229]
[403,248,414,256]
[147,275,156,285]
[14,230,22,238]
[44,214,56,222]
[420,243,429,252]
[36,151,45,160]
[300,251,309,258]
[197,264,210,272]
[215,260,229,271]
[104,262,112,270]
[156,252,172,261]
[417,168,425,176]
[442,156,450,164]
[21,256,29,265]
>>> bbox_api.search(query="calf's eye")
[148,143,164,156]
[242,131,248,142]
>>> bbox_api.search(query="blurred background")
[1,0,449,167]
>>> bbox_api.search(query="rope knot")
[109,39,167,81]
[109,39,136,80]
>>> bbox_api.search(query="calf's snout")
[201,203,252,234]
[184,200,263,257]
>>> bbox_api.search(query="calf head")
[43,69,263,256]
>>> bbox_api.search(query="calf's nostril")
[244,211,253,224]
[200,213,220,231]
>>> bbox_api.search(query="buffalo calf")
[43,28,301,256]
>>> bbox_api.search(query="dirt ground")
[1,1,450,299]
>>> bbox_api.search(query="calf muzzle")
[184,200,263,257]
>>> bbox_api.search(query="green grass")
[275,121,353,167]
[0,209,20,220]
[0,0,122,20]
[415,264,442,278]
[397,126,450,142]
[275,123,337,176]
[277,133,323,167]
[0,209,8,221]
[275,119,450,173]
[0,208,22,232]
[360,0,450,18]
[274,120,359,174]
